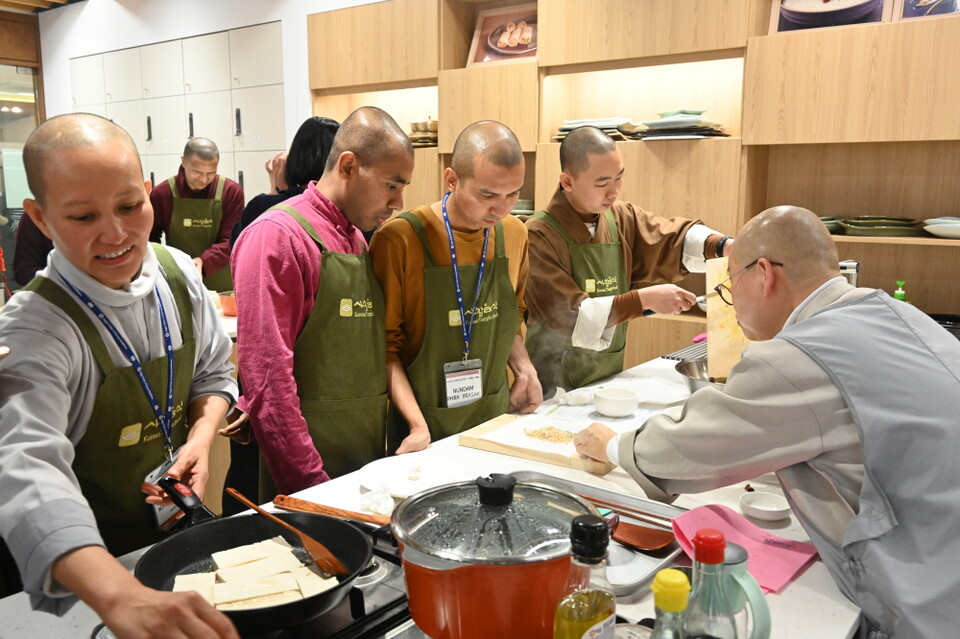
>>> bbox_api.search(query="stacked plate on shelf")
[552,117,631,142]
[625,109,728,140]
[923,217,960,239]
[836,216,927,237]
[511,198,535,221]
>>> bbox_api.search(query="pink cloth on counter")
[672,504,819,593]
[232,184,367,493]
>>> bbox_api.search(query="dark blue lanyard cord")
[441,192,490,363]
[59,275,176,461]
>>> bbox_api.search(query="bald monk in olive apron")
[149,137,244,292]
[371,121,543,454]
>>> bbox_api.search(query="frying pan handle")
[158,476,217,526]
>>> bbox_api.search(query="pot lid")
[391,474,596,563]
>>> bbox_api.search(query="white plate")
[357,452,461,499]
[925,224,960,239]
[923,217,960,225]
[739,491,791,521]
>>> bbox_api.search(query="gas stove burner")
[354,558,388,587]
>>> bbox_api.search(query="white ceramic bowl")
[593,388,639,417]
[739,491,791,521]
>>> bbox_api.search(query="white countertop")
[0,358,859,638]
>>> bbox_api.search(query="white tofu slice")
[216,551,303,582]
[215,589,303,610]
[291,564,338,598]
[212,536,295,569]
[172,572,216,604]
[213,572,300,605]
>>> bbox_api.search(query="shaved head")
[560,126,616,176]
[450,120,523,179]
[24,113,141,205]
[733,205,841,288]
[183,136,219,161]
[324,106,413,172]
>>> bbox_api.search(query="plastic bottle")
[682,528,737,639]
[554,515,617,639]
[649,568,691,639]
[893,281,908,302]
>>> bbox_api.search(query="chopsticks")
[580,494,675,531]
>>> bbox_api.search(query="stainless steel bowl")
[675,358,726,393]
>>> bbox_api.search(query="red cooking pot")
[391,474,598,639]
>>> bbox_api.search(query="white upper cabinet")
[106,100,146,154]
[182,32,231,94]
[144,95,187,156]
[184,90,235,153]
[103,48,143,103]
[70,55,104,107]
[228,22,283,88]
[231,84,285,152]
[141,40,184,99]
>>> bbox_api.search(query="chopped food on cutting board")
[172,535,338,610]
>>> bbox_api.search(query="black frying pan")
[134,480,372,636]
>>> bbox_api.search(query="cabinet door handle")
[235,108,242,137]
[150,171,155,187]
[238,170,244,190]
[146,116,152,142]
[188,112,194,138]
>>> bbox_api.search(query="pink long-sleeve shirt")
[232,183,366,493]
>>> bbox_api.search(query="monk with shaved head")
[371,120,541,452]
[575,204,960,637]
[525,125,734,396]
[231,106,414,494]
[0,113,239,637]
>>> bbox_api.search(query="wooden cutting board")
[706,257,750,381]
[458,414,616,475]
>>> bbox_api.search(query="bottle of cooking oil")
[553,515,617,639]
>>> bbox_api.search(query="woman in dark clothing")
[222,116,339,514]
[229,116,340,247]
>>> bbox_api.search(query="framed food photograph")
[894,0,960,19]
[769,0,894,33]
[466,3,538,67]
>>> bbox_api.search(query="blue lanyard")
[441,192,490,363]
[59,276,176,462]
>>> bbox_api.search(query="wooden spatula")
[273,494,391,527]
[612,520,676,552]
[226,487,349,576]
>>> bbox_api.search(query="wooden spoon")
[226,487,349,576]
[273,495,391,527]
[612,519,676,552]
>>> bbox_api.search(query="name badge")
[443,359,483,408]
[144,446,184,531]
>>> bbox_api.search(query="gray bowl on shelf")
[675,358,726,393]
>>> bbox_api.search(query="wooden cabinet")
[307,0,439,89]
[538,0,768,67]
[743,18,960,145]
[228,22,284,89]
[70,55,105,108]
[0,11,39,64]
[438,61,539,153]
[141,40,184,99]
[103,48,143,103]
[183,32,231,94]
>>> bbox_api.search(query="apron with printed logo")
[167,176,232,292]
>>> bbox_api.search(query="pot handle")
[158,476,217,527]
[729,570,772,639]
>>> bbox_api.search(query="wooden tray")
[458,414,616,475]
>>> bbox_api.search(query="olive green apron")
[387,212,520,449]
[22,245,193,557]
[260,206,387,489]
[167,176,232,292]
[525,209,628,395]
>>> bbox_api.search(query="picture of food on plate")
[899,0,959,18]
[773,0,888,32]
[467,4,538,67]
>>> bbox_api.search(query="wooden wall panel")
[535,139,744,235]
[538,0,769,67]
[308,0,439,89]
[0,11,39,64]
[743,18,960,144]
[438,61,539,153]
[624,315,707,369]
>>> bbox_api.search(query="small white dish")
[739,491,791,521]
[922,217,960,226]
[925,223,960,239]
[593,388,639,417]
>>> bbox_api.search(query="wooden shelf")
[743,17,960,145]
[538,0,769,67]
[312,85,439,138]
[832,235,960,248]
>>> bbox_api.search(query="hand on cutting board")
[54,546,239,639]
[638,284,697,316]
[574,423,617,462]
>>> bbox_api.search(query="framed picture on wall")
[893,0,960,19]
[769,0,894,33]
[466,3,538,67]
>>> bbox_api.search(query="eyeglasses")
[714,259,784,305]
